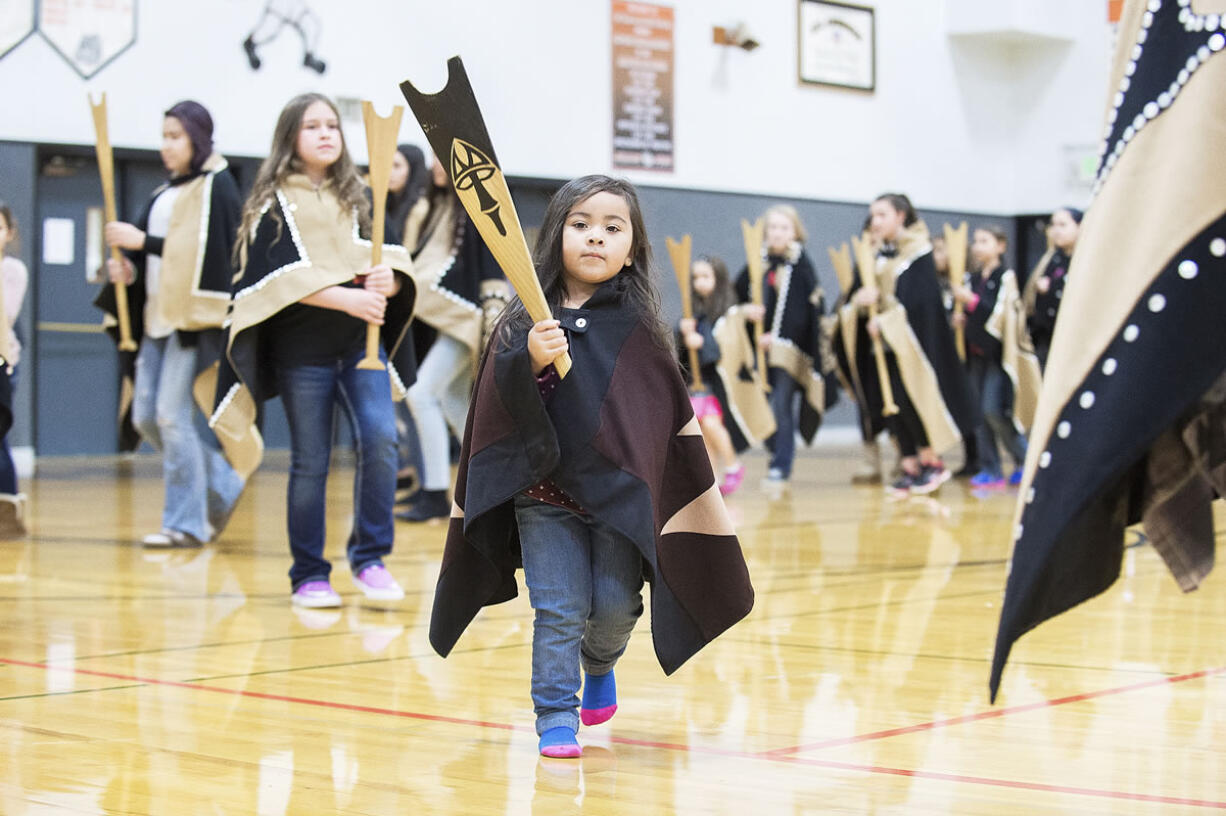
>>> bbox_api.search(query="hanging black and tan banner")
[611,1,675,172]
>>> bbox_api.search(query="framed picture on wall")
[798,0,875,91]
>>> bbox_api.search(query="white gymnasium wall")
[0,0,1112,214]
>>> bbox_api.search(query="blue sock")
[580,670,617,726]
[539,726,581,758]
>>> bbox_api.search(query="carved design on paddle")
[451,139,505,237]
[401,55,572,377]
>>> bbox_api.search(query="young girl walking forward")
[98,101,245,547]
[211,93,417,607]
[428,176,754,758]
[734,205,831,484]
[678,255,775,494]
[0,204,28,536]
[952,226,1041,488]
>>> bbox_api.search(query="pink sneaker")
[292,580,341,608]
[352,564,405,601]
[720,464,746,495]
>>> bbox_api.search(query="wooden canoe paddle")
[827,242,854,297]
[666,234,703,392]
[358,100,404,371]
[943,221,969,362]
[89,93,138,352]
[740,217,770,393]
[400,57,571,378]
[850,233,899,417]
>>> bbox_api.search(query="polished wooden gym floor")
[1,447,1223,814]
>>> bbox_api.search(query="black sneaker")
[395,489,450,523]
[911,463,951,495]
[887,471,916,499]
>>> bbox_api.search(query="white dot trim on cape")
[1093,0,1225,199]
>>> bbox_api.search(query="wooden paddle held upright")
[827,242,854,298]
[944,221,969,362]
[850,233,899,417]
[89,93,138,352]
[400,57,571,377]
[357,101,404,371]
[740,217,769,393]
[666,234,702,391]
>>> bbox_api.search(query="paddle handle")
[851,234,899,417]
[90,93,137,352]
[668,235,704,392]
[740,218,770,394]
[356,102,404,372]
[944,222,969,364]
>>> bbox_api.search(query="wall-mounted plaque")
[798,0,875,92]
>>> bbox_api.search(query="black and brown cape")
[430,278,755,675]
[990,0,1226,700]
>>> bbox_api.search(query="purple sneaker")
[353,564,405,601]
[292,580,341,608]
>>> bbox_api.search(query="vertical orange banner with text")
[612,1,675,172]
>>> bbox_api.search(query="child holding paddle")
[428,176,753,758]
[210,93,417,609]
[96,101,244,548]
[678,255,774,495]
[951,226,1038,488]
[734,205,829,485]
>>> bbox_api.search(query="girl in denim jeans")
[428,176,754,759]
[211,93,417,609]
[99,101,245,548]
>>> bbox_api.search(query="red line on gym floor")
[776,756,1226,809]
[3,657,1224,809]
[761,664,1226,757]
[0,657,522,734]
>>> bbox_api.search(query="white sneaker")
[142,530,173,547]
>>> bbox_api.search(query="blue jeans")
[407,334,473,491]
[768,367,799,476]
[133,333,244,541]
[968,355,1028,477]
[0,368,17,495]
[514,496,644,734]
[275,347,399,589]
